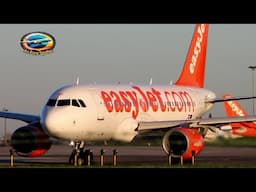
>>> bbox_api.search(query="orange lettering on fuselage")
[100,86,195,119]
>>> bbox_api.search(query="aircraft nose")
[42,110,64,137]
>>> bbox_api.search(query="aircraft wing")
[206,96,256,103]
[0,111,40,123]
[138,116,256,131]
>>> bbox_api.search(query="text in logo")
[227,101,245,116]
[189,24,205,74]
[101,86,195,119]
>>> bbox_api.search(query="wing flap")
[138,120,191,131]
[206,96,256,103]
[198,116,256,126]
[138,116,256,131]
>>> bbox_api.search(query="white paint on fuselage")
[40,84,216,142]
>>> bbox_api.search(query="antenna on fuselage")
[75,77,79,85]
[149,77,153,86]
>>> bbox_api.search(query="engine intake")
[162,128,204,160]
[11,125,52,157]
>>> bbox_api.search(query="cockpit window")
[72,99,80,107]
[46,98,86,108]
[78,99,86,107]
[46,99,57,106]
[57,99,70,106]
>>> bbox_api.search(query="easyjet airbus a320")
[1,24,256,165]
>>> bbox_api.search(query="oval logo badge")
[20,32,56,55]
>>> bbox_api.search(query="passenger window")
[72,99,80,107]
[78,99,86,107]
[57,99,70,106]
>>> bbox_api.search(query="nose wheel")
[68,141,94,166]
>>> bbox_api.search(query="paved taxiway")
[1,144,256,166]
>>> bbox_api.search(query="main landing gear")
[68,141,94,166]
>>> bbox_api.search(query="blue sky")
[0,24,256,135]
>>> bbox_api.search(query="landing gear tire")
[170,157,180,164]
[68,141,94,166]
[83,150,94,165]
[68,151,76,165]
[77,157,84,166]
[68,149,94,165]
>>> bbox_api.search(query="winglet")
[175,24,209,88]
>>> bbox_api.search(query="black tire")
[83,150,94,165]
[68,151,76,165]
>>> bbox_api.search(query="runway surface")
[1,144,256,167]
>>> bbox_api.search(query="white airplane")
[1,24,256,165]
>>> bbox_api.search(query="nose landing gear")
[68,141,94,166]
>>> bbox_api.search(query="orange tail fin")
[223,94,248,117]
[223,94,256,136]
[175,24,209,88]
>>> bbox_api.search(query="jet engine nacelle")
[11,124,52,157]
[162,128,204,160]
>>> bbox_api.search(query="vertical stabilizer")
[175,24,209,88]
[223,94,248,117]
[223,94,256,136]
